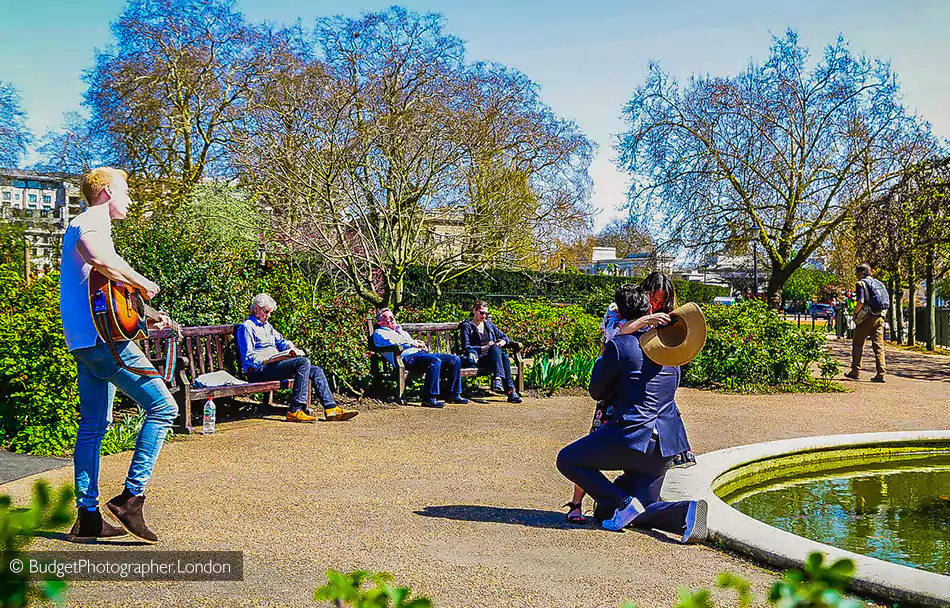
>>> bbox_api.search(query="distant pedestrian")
[845,264,889,383]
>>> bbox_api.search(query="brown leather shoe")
[105,489,158,544]
[67,508,128,542]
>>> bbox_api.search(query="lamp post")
[751,226,761,300]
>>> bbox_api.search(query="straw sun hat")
[638,302,708,367]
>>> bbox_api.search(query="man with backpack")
[846,263,889,383]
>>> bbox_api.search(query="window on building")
[2,192,9,200]
[43,195,51,204]
[40,210,49,218]
[28,194,37,203]
[14,194,20,200]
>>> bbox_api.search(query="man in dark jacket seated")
[556,285,707,542]
[458,300,522,403]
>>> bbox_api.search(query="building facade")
[0,169,84,270]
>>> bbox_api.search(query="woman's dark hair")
[472,300,489,312]
[615,284,650,322]
[641,271,676,311]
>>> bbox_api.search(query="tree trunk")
[926,246,936,351]
[894,270,905,344]
[886,275,897,343]
[765,267,787,310]
[907,255,916,346]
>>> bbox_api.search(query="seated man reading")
[236,293,357,422]
[556,285,707,542]
[458,300,522,403]
[373,308,469,408]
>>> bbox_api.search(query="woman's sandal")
[563,502,586,524]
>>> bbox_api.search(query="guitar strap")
[92,303,178,383]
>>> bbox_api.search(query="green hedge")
[403,267,728,314]
[684,300,840,391]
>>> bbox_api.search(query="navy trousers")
[247,356,336,412]
[556,424,691,535]
[477,345,515,391]
[404,352,463,399]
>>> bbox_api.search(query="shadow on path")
[415,505,684,544]
[827,339,950,383]
[415,505,577,530]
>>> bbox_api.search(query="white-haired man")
[373,308,468,408]
[237,293,357,422]
[60,167,177,544]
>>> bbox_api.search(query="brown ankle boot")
[67,508,128,542]
[106,489,159,544]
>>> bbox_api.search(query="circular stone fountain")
[661,431,950,607]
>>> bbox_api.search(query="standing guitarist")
[60,167,176,544]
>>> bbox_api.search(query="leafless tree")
[234,8,594,308]
[617,30,935,308]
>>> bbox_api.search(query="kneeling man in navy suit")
[556,284,707,542]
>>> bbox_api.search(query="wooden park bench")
[144,325,309,433]
[366,321,525,403]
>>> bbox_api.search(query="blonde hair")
[80,167,129,205]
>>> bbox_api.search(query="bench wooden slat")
[400,322,460,332]
[191,380,291,400]
[204,336,214,373]
[186,336,197,380]
[214,335,224,371]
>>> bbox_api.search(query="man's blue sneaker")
[682,499,708,544]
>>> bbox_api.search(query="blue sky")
[2,0,948,229]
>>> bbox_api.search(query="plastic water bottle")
[202,399,216,435]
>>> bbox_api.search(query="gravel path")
[4,338,949,608]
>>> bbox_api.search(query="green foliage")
[0,268,79,455]
[768,553,862,608]
[0,481,74,608]
[113,186,263,326]
[491,301,601,358]
[314,570,431,608]
[403,267,727,315]
[526,352,597,396]
[684,300,841,391]
[629,553,859,608]
[100,411,150,456]
[783,268,840,302]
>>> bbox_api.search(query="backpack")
[859,277,890,314]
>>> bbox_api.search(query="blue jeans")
[246,356,335,412]
[71,340,178,510]
[404,352,463,399]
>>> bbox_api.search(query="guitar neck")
[134,294,180,331]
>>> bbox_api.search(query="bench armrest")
[502,341,523,353]
[370,344,403,354]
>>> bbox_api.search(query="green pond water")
[722,456,950,576]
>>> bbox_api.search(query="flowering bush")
[684,300,841,391]
[491,300,601,358]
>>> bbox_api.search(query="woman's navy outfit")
[556,330,694,534]
[458,317,516,391]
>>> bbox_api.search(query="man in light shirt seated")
[236,293,357,422]
[373,308,469,408]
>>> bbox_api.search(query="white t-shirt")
[60,205,113,351]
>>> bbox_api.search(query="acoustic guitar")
[88,268,181,380]
[89,268,181,341]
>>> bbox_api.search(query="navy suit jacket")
[459,318,510,356]
[588,332,690,457]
